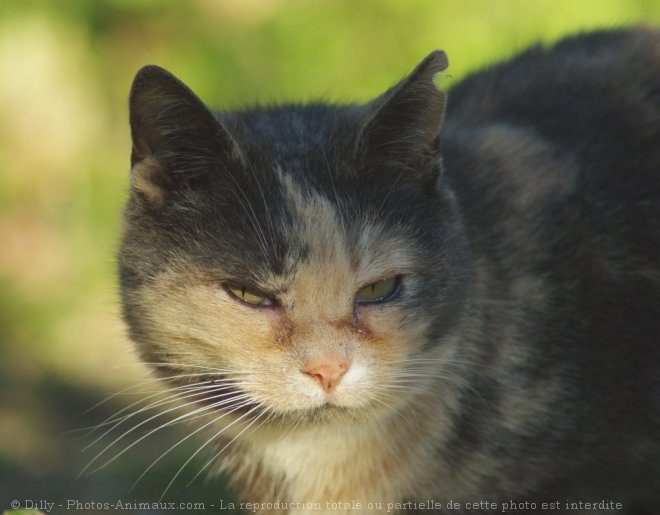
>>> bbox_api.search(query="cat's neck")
[219,400,453,513]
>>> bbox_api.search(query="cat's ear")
[128,65,242,209]
[355,51,448,174]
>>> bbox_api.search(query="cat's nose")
[302,358,349,394]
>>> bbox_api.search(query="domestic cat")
[119,28,660,514]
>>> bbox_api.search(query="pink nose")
[303,358,349,394]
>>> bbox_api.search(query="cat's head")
[119,51,470,427]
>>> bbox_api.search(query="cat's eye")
[355,276,400,304]
[225,283,275,307]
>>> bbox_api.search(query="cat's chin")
[300,403,361,424]
[268,399,393,428]
[209,397,380,429]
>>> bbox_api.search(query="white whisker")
[79,385,249,477]
[159,403,262,501]
[186,407,267,486]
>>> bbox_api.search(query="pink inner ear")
[131,156,167,208]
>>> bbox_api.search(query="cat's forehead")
[193,107,420,285]
[265,168,419,290]
[220,103,362,169]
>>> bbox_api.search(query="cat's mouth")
[155,368,352,424]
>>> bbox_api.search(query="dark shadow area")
[0,367,242,515]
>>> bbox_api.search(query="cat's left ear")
[355,50,448,176]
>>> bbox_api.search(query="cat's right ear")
[128,65,242,209]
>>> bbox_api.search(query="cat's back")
[445,27,660,140]
[442,28,660,495]
[444,27,660,265]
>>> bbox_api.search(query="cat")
[119,27,660,514]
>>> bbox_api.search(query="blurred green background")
[2,1,660,513]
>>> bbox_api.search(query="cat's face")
[120,52,470,428]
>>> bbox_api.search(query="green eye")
[225,284,275,307]
[355,276,400,304]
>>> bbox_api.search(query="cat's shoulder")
[444,27,660,207]
[445,27,660,124]
[443,27,660,266]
